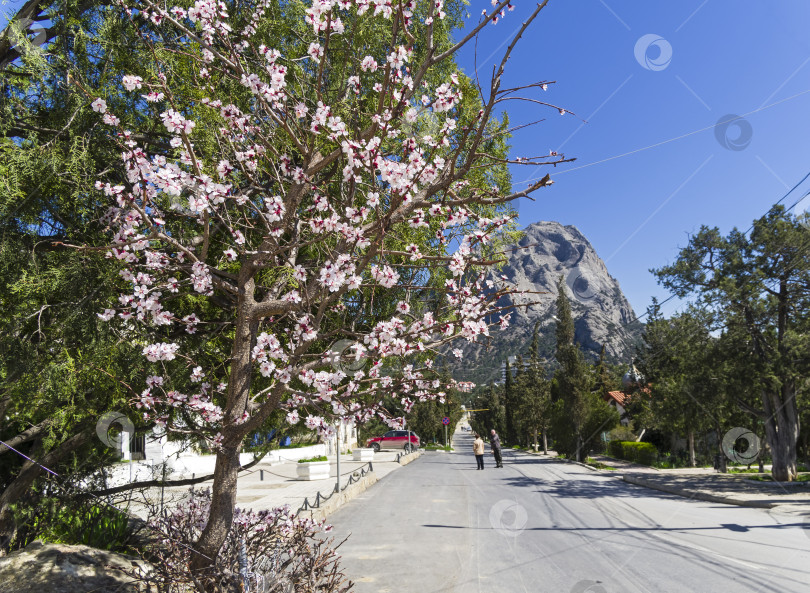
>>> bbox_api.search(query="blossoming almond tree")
[73,0,567,582]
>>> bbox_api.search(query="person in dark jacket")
[489,429,503,468]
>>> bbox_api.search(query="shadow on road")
[419,521,810,533]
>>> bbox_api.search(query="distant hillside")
[448,221,644,385]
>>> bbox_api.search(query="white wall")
[98,443,329,486]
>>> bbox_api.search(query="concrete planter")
[296,460,330,480]
[352,448,374,462]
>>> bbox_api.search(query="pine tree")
[553,276,590,461]
[503,359,515,445]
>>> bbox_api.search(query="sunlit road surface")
[326,435,810,593]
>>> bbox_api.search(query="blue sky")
[456,0,810,318]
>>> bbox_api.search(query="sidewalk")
[131,448,421,519]
[621,472,810,515]
[542,451,810,515]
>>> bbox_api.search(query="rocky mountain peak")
[450,221,643,385]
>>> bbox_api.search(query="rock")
[0,540,150,593]
[450,221,644,385]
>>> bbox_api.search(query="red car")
[366,430,420,452]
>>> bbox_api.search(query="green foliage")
[652,205,810,481]
[468,384,506,439]
[606,441,658,466]
[297,455,328,463]
[551,276,595,461]
[10,498,137,553]
[585,459,617,470]
[406,386,464,445]
[423,444,453,451]
[607,425,637,442]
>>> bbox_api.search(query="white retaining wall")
[98,444,328,487]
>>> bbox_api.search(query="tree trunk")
[715,427,727,473]
[542,429,548,455]
[190,275,258,583]
[188,444,242,582]
[688,429,696,468]
[762,387,799,482]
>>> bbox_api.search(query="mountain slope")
[451,221,644,385]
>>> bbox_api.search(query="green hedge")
[297,455,328,463]
[607,441,658,465]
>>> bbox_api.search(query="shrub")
[607,426,637,442]
[607,441,658,465]
[10,498,138,553]
[143,488,348,592]
[298,455,328,463]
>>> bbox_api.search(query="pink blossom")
[122,75,143,91]
[97,309,115,321]
[307,42,324,63]
[142,342,180,362]
[360,56,378,72]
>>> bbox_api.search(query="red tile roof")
[604,387,651,407]
[606,391,630,406]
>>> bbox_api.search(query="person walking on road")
[489,429,503,468]
[473,433,485,470]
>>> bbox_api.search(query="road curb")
[398,450,423,466]
[622,474,777,509]
[301,451,422,521]
[300,471,379,523]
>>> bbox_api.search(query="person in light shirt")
[473,433,485,470]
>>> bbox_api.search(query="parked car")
[366,430,420,452]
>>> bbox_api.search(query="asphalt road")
[326,434,810,593]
